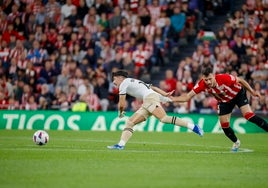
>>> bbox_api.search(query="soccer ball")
[33,130,49,145]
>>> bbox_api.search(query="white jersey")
[119,78,171,103]
[119,78,154,99]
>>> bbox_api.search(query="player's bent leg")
[152,105,188,127]
[243,111,268,132]
[220,121,240,152]
[221,122,238,142]
[107,113,146,150]
[158,114,203,136]
[107,120,135,150]
[119,119,135,145]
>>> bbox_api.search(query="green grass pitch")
[0,130,268,188]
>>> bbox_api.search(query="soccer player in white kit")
[107,70,203,150]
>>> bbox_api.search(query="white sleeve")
[159,95,172,103]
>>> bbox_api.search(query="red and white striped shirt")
[85,94,100,111]
[144,24,156,36]
[0,47,10,62]
[147,5,161,21]
[193,74,242,103]
[129,0,139,13]
[9,47,27,60]
[0,19,7,31]
[132,49,148,67]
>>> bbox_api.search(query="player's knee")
[221,122,230,128]
[125,119,135,129]
[244,112,254,120]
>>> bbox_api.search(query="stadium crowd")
[0,0,267,115]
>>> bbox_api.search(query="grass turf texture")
[0,130,267,188]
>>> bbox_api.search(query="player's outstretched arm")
[150,85,175,96]
[171,90,196,102]
[237,77,261,98]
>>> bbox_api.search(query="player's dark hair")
[201,65,213,77]
[112,70,128,80]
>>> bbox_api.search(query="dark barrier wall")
[0,110,267,133]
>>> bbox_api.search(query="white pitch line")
[0,145,254,154]
[0,136,254,153]
[0,147,253,154]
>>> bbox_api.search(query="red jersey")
[193,74,242,103]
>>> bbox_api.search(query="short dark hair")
[112,70,128,80]
[201,65,213,77]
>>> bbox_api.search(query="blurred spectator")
[181,0,196,36]
[25,13,37,37]
[6,96,20,110]
[77,0,89,19]
[71,43,86,63]
[231,34,246,58]
[25,95,38,110]
[30,0,43,15]
[190,93,206,113]
[2,23,23,44]
[56,65,70,93]
[190,60,201,84]
[98,12,109,31]
[61,0,76,18]
[57,91,70,111]
[170,6,186,42]
[94,76,110,111]
[199,97,216,114]
[67,6,80,27]
[147,0,161,21]
[27,40,48,66]
[13,16,24,34]
[35,5,47,25]
[20,83,32,109]
[159,69,177,93]
[80,85,100,111]
[66,84,79,105]
[52,6,65,26]
[45,0,61,18]
[37,83,55,109]
[7,3,20,23]
[121,2,137,25]
[106,52,123,73]
[38,59,58,85]
[132,41,149,78]
[138,0,151,26]
[178,68,194,92]
[251,61,268,87]
[108,6,122,30]
[10,39,27,61]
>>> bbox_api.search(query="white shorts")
[136,93,161,119]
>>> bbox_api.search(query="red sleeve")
[192,79,206,94]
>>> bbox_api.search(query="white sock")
[118,140,126,146]
[186,123,195,130]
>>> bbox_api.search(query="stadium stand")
[0,0,267,115]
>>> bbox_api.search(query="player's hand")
[165,90,175,97]
[252,91,261,98]
[118,111,125,118]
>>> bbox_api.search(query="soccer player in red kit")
[171,66,268,152]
